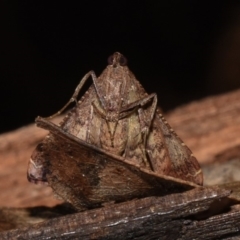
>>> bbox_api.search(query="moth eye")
[108,55,114,65]
[107,53,128,66]
[119,55,127,66]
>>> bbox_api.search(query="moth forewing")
[149,113,203,185]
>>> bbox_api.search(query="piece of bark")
[1,89,240,208]
[0,187,233,240]
[1,90,240,239]
[0,204,76,232]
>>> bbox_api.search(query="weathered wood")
[0,187,232,240]
[1,90,240,208]
[182,207,240,240]
[1,90,240,239]
[167,89,240,164]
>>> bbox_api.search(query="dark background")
[1,1,240,133]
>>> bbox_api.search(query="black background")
[1,1,240,133]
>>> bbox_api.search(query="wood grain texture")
[167,89,240,164]
[1,89,240,208]
[0,187,231,239]
[1,89,240,238]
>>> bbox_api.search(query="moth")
[28,52,203,210]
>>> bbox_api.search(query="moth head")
[108,52,128,67]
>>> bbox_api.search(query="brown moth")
[30,117,200,210]
[28,52,203,210]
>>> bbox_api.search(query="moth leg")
[139,94,157,139]
[91,100,107,119]
[120,93,157,136]
[45,71,101,119]
[119,93,157,169]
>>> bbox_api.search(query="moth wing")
[147,113,203,185]
[121,76,202,185]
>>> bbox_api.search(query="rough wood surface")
[0,187,233,240]
[1,89,240,208]
[167,89,240,165]
[1,89,240,239]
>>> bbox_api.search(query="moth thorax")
[105,111,119,122]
